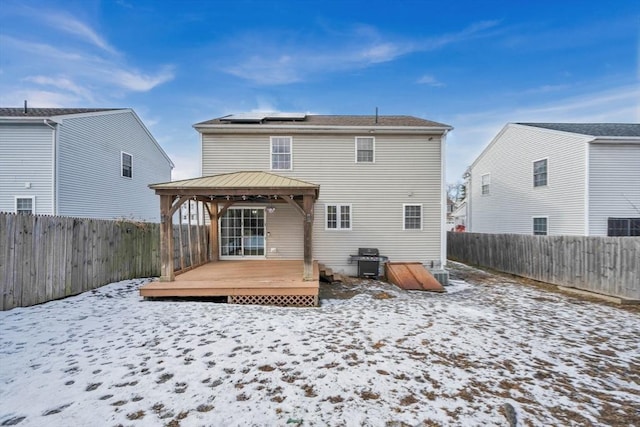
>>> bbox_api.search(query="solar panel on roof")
[219,114,264,123]
[219,112,307,123]
[265,112,306,120]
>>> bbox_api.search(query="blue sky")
[1,0,638,183]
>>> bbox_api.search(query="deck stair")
[385,262,446,292]
[318,263,346,283]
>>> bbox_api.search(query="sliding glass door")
[220,208,265,257]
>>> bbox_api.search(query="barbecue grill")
[349,248,388,278]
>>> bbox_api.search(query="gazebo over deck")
[140,171,320,306]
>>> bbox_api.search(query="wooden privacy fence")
[0,213,209,310]
[447,232,640,301]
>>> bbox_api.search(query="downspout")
[464,166,471,232]
[440,130,449,268]
[44,119,58,215]
[584,142,590,235]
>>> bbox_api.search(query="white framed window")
[271,136,292,170]
[15,196,35,214]
[481,173,491,195]
[533,158,547,187]
[403,204,422,230]
[355,137,375,163]
[121,152,133,178]
[533,216,548,235]
[326,204,352,230]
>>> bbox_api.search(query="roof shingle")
[518,123,640,137]
[0,108,124,117]
[195,114,450,128]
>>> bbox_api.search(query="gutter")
[193,124,453,135]
[43,119,59,215]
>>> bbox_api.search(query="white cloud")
[43,12,118,55]
[417,74,445,87]
[108,66,175,92]
[2,89,81,108]
[223,21,501,85]
[24,76,94,101]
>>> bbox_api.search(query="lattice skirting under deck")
[228,294,318,307]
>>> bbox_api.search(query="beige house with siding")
[191,113,452,280]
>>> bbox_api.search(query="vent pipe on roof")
[375,107,378,124]
[23,100,27,114]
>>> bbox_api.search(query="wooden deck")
[140,260,319,306]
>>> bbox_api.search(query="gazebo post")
[159,194,175,282]
[303,194,314,280]
[209,202,219,262]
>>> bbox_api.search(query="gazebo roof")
[150,171,319,198]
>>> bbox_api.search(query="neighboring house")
[192,113,452,276]
[466,123,640,236]
[0,107,174,221]
[451,200,466,231]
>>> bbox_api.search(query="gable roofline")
[0,107,174,168]
[469,122,640,174]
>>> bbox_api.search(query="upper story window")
[122,152,133,178]
[355,137,375,163]
[271,137,292,170]
[481,174,491,195]
[326,204,351,230]
[533,217,548,235]
[608,218,640,236]
[15,197,34,214]
[403,204,422,230]
[533,159,547,187]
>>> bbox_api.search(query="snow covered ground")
[1,264,639,427]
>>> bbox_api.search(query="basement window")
[533,217,548,235]
[15,197,35,214]
[607,218,640,236]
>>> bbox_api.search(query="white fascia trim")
[590,137,640,143]
[194,124,452,134]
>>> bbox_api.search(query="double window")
[15,197,35,214]
[355,137,374,163]
[533,217,548,235]
[271,137,292,170]
[607,218,640,236]
[326,204,351,230]
[481,174,491,195]
[121,152,133,178]
[403,204,422,230]
[533,159,547,187]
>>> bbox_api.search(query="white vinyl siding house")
[466,123,640,236]
[196,114,451,276]
[0,108,173,221]
[0,123,54,215]
[588,142,640,235]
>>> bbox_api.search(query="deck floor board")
[140,260,319,298]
